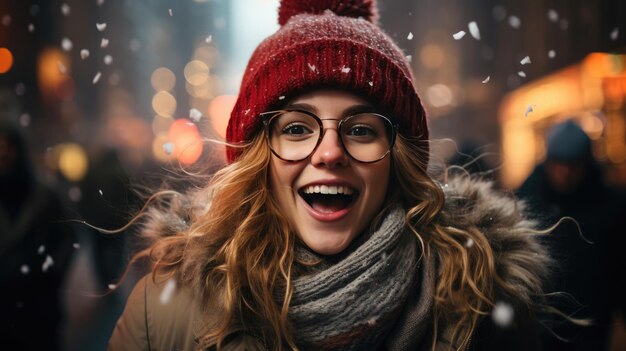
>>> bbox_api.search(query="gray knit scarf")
[288,207,424,350]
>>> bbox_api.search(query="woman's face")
[268,90,391,255]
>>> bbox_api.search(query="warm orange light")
[38,47,71,99]
[0,48,13,74]
[168,118,203,165]
[208,95,237,139]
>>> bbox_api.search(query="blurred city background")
[0,0,625,350]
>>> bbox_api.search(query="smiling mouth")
[298,185,357,213]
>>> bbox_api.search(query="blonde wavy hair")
[126,131,545,350]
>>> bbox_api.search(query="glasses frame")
[260,109,398,163]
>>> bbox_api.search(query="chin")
[301,234,353,256]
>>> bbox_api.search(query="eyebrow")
[282,102,376,117]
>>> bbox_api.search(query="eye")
[282,123,314,136]
[346,125,377,137]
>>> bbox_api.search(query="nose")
[310,127,349,168]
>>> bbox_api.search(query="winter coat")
[109,176,549,350]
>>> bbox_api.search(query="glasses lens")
[341,113,393,162]
[268,111,320,161]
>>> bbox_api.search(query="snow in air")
[168,9,173,16]
[80,49,90,59]
[525,105,534,117]
[189,108,203,122]
[610,28,619,41]
[482,76,490,84]
[368,81,374,87]
[452,31,466,40]
[517,71,526,78]
[1,15,11,26]
[205,35,213,44]
[407,32,413,40]
[61,3,70,16]
[508,16,521,29]
[99,189,104,196]
[21,265,30,275]
[468,21,480,40]
[61,38,73,51]
[492,301,514,328]
[465,238,475,248]
[341,66,351,74]
[58,61,67,74]
[278,95,285,100]
[92,72,102,84]
[160,279,177,305]
[101,38,109,48]
[406,55,412,62]
[104,55,113,65]
[42,255,54,272]
[37,245,45,255]
[308,63,317,72]
[520,56,531,65]
[96,23,107,31]
[548,50,556,58]
[28,23,35,32]
[547,9,558,23]
[108,284,117,290]
[19,113,31,127]
[73,243,80,249]
[163,142,174,155]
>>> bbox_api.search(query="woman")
[109,0,550,350]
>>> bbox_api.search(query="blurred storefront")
[499,52,626,188]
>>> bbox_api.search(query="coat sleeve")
[108,277,150,351]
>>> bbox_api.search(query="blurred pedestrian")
[518,119,626,350]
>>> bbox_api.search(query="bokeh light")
[0,48,14,74]
[208,95,237,139]
[184,60,209,86]
[168,118,203,165]
[151,67,176,92]
[55,143,89,181]
[152,91,177,117]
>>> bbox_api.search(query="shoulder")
[109,274,205,351]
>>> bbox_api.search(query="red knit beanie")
[226,0,428,164]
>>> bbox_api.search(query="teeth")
[303,185,354,195]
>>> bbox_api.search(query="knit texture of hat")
[225,0,428,164]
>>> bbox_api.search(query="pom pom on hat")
[278,0,378,26]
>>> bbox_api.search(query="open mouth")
[298,185,357,213]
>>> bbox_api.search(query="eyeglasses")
[261,109,398,163]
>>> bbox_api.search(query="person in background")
[518,119,626,350]
[0,113,76,350]
[109,1,559,350]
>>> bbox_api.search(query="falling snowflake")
[492,301,514,328]
[19,113,31,127]
[20,265,30,275]
[101,38,109,48]
[162,142,174,155]
[407,32,413,40]
[92,72,102,84]
[468,21,480,40]
[99,189,103,196]
[205,35,213,43]
[482,76,490,83]
[96,22,107,31]
[465,238,475,248]
[108,284,117,290]
[159,279,177,305]
[452,31,466,40]
[73,243,80,249]
[610,28,619,41]
[525,105,535,117]
[368,81,373,87]
[61,38,73,51]
[103,55,113,65]
[189,108,203,122]
[61,3,70,16]
[28,23,35,32]
[168,9,173,16]
[340,66,351,74]
[37,245,45,255]
[406,55,412,62]
[307,63,317,72]
[278,95,285,100]
[1,15,11,26]
[42,255,54,272]
[508,16,521,29]
[58,61,67,74]
[520,56,531,65]
[80,49,89,59]
[548,50,556,58]
[547,9,558,22]
[517,71,526,78]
